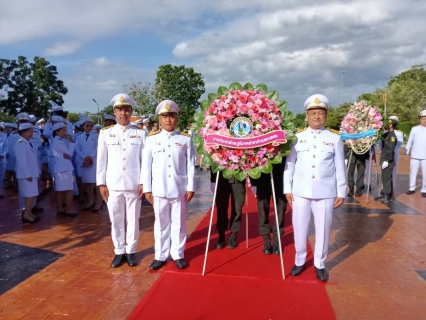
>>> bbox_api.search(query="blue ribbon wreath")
[341,129,377,140]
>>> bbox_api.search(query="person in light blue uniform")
[0,123,8,198]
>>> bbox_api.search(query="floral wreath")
[192,82,296,181]
[340,100,383,154]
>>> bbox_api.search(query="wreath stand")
[202,170,285,280]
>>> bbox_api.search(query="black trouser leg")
[382,164,394,194]
[257,194,272,236]
[229,183,246,234]
[215,183,231,233]
[348,163,356,191]
[271,194,286,237]
[356,161,366,189]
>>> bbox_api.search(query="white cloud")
[45,41,82,56]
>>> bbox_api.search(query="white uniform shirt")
[7,132,20,162]
[75,131,98,164]
[284,127,347,199]
[14,137,40,179]
[43,121,74,157]
[30,126,42,163]
[52,136,75,173]
[142,129,196,198]
[96,123,145,191]
[405,125,426,160]
[0,132,7,161]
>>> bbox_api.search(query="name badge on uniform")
[323,141,334,146]
[110,134,116,137]
[175,143,184,146]
[391,137,395,142]
[130,135,140,138]
[299,139,307,143]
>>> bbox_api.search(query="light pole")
[340,71,346,105]
[92,99,100,124]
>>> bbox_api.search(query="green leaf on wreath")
[260,161,273,174]
[243,83,254,90]
[193,112,202,123]
[196,144,208,156]
[202,154,214,167]
[235,170,247,181]
[270,155,282,164]
[229,82,243,90]
[255,83,268,93]
[222,169,234,179]
[212,163,226,173]
[267,90,279,101]
[278,100,288,112]
[217,86,229,96]
[208,93,218,104]
[248,167,261,179]
[193,135,204,147]
[200,100,210,112]
[285,122,296,131]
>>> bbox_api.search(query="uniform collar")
[161,129,176,137]
[308,126,325,135]
[117,123,131,131]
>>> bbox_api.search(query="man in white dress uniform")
[97,93,145,268]
[142,100,196,270]
[405,110,426,197]
[284,94,346,281]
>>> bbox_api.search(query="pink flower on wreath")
[239,105,249,113]
[259,158,268,168]
[252,129,260,136]
[208,117,218,128]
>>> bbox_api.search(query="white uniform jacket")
[0,132,7,162]
[6,132,20,166]
[405,126,426,160]
[43,121,74,157]
[14,138,40,179]
[284,127,346,199]
[30,126,42,164]
[75,132,98,166]
[52,136,75,173]
[142,130,196,198]
[96,124,145,191]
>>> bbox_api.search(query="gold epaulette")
[18,139,22,142]
[294,127,307,134]
[148,130,159,137]
[396,130,402,132]
[327,128,341,135]
[102,125,114,130]
[180,131,190,137]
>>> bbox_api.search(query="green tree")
[325,103,352,130]
[67,112,80,123]
[0,56,68,117]
[124,81,157,116]
[0,111,15,122]
[293,113,307,129]
[155,64,205,130]
[100,105,114,115]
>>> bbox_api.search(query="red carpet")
[130,192,336,319]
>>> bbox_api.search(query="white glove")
[251,186,257,197]
[210,183,216,193]
[382,161,389,169]
[345,159,348,166]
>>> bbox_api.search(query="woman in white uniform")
[75,118,102,211]
[52,122,77,218]
[14,123,41,223]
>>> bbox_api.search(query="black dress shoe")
[314,267,329,281]
[406,190,415,195]
[110,254,126,268]
[348,191,354,197]
[422,193,426,197]
[127,253,138,267]
[92,204,103,212]
[65,212,78,218]
[290,264,305,276]
[22,216,41,224]
[174,258,187,269]
[83,205,94,211]
[216,232,225,249]
[272,234,281,255]
[380,194,392,203]
[355,190,362,197]
[0,195,5,199]
[375,195,385,201]
[262,235,272,255]
[228,233,238,249]
[150,260,166,270]
[31,206,44,213]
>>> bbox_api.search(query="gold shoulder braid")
[294,127,307,134]
[327,128,341,135]
[148,130,159,137]
[180,131,190,137]
[102,125,114,130]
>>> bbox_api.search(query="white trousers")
[107,190,141,255]
[154,196,187,261]
[409,158,426,192]
[292,196,334,269]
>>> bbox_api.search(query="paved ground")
[0,149,426,319]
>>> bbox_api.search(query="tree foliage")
[124,81,157,116]
[155,64,205,130]
[0,56,67,117]
[67,112,80,123]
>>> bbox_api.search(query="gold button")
[312,165,315,168]
[168,155,171,157]
[313,145,316,148]
[168,175,171,177]
[313,155,316,158]
[168,145,170,147]
[123,168,126,170]
[168,165,171,167]
[123,148,126,151]
[314,136,316,139]
[312,175,315,178]
[123,158,126,160]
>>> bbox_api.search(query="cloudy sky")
[1,0,425,114]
